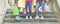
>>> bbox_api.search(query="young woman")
[35,0,45,19]
[26,0,33,19]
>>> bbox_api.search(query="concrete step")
[5,13,56,16]
[3,22,58,24]
[5,15,57,18]
[5,14,57,18]
[6,11,55,14]
[4,21,58,24]
[4,18,58,22]
[6,9,55,14]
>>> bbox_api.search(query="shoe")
[30,16,32,19]
[35,16,39,19]
[26,16,28,19]
[15,16,20,20]
[40,16,44,19]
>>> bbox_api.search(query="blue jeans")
[35,2,44,16]
[26,2,32,16]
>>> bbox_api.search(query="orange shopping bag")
[31,0,35,13]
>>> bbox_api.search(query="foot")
[26,16,28,19]
[40,16,44,19]
[30,16,32,19]
[35,16,39,19]
[15,16,20,20]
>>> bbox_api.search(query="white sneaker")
[40,16,44,19]
[30,16,32,19]
[26,16,28,19]
[35,16,39,19]
[15,16,20,20]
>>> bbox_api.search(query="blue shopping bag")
[44,4,50,12]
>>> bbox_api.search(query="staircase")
[3,9,58,24]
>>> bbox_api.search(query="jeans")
[35,2,44,16]
[26,2,32,16]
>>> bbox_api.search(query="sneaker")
[40,16,44,19]
[15,16,20,20]
[35,16,39,19]
[30,16,32,19]
[26,16,28,19]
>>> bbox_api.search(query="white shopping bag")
[20,8,23,12]
[39,6,42,12]
[44,3,51,12]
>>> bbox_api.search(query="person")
[26,0,33,19]
[35,0,45,19]
[13,4,22,21]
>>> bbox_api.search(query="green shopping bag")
[13,5,19,15]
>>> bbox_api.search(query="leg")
[40,12,44,19]
[35,5,39,16]
[40,1,45,19]
[29,2,32,16]
[26,2,29,19]
[29,2,32,19]
[35,2,41,19]
[26,2,28,16]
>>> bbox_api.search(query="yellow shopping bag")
[31,0,35,13]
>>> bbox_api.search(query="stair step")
[5,16,57,18]
[3,22,58,24]
[4,18,57,22]
[6,11,55,14]
[6,9,55,14]
[5,14,57,18]
[6,13,56,16]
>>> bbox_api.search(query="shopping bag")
[23,8,26,14]
[42,6,47,14]
[18,0,26,8]
[44,3,51,12]
[13,5,19,15]
[32,6,35,13]
[31,0,35,13]
[38,6,42,12]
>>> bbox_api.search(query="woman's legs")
[29,2,32,19]
[35,2,41,19]
[26,2,29,19]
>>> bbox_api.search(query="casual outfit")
[35,0,45,19]
[26,0,33,19]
